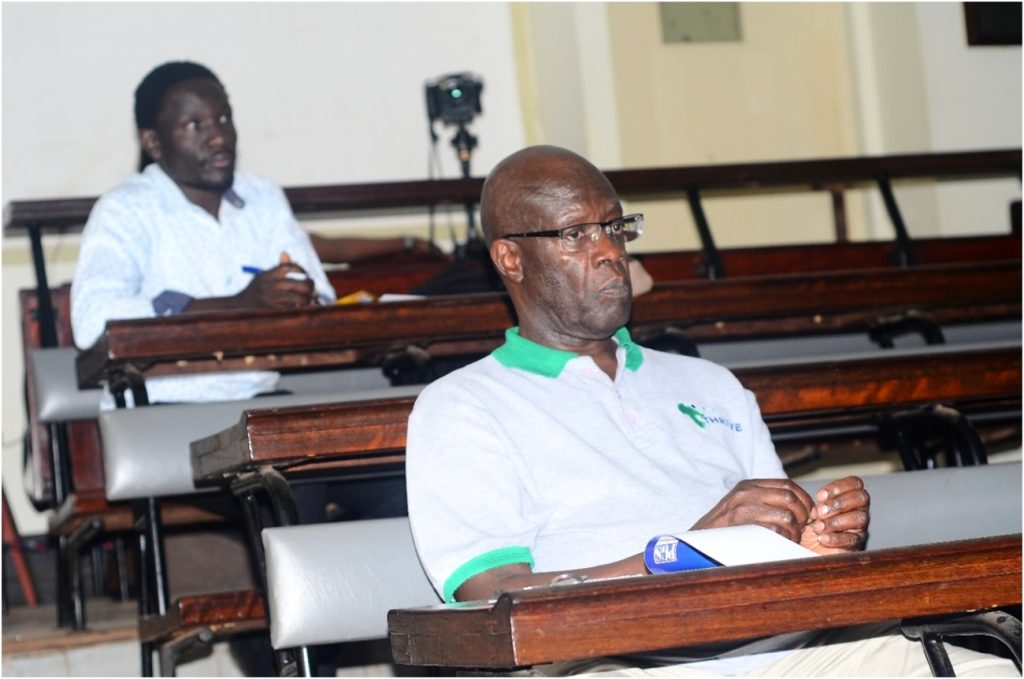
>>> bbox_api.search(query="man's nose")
[590,228,627,266]
[207,126,227,148]
[206,122,232,148]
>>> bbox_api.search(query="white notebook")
[669,524,818,568]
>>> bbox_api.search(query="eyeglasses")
[502,214,644,253]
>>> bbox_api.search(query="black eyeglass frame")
[501,213,644,252]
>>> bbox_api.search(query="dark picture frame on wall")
[963,2,1022,46]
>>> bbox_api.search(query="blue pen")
[242,264,309,282]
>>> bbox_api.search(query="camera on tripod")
[425,72,483,126]
[424,71,486,255]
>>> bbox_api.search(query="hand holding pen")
[237,252,319,309]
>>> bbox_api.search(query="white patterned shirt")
[71,164,336,406]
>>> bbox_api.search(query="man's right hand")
[234,252,317,309]
[690,478,815,543]
[182,253,319,314]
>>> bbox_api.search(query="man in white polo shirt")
[406,145,1015,676]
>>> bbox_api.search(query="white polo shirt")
[407,327,784,602]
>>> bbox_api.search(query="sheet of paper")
[377,293,427,303]
[675,524,818,566]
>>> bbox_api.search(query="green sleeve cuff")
[443,546,534,603]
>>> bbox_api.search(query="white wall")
[2,2,524,197]
[2,1,525,534]
[915,2,1022,236]
[847,2,1021,239]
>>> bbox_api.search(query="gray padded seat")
[704,321,1022,367]
[263,516,439,649]
[718,337,1021,371]
[100,385,423,501]
[28,346,386,424]
[263,463,1020,651]
[30,348,102,422]
[277,367,390,393]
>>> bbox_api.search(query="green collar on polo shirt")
[492,327,643,378]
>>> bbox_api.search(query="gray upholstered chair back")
[99,384,422,500]
[263,516,438,649]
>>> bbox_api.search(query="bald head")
[480,145,617,245]
[481,145,632,353]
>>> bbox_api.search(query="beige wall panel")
[606,3,866,250]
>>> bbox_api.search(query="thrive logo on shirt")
[678,403,742,432]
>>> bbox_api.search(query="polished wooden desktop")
[387,534,1022,669]
[78,261,1020,398]
[190,345,1021,481]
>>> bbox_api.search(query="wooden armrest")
[138,589,265,643]
[48,491,227,536]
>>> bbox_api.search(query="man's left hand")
[800,476,869,555]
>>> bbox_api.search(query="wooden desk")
[328,233,1024,297]
[7,149,1019,368]
[636,233,1022,282]
[387,534,1022,669]
[190,346,1022,482]
[79,261,1021,400]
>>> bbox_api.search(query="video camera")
[425,73,483,126]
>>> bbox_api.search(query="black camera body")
[425,73,483,125]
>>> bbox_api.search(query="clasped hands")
[693,476,869,555]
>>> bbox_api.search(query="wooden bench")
[186,347,1021,675]
[77,261,1021,405]
[635,232,1022,282]
[6,149,1020,353]
[26,261,1020,546]
[100,383,421,676]
[258,463,1021,675]
[11,150,1022,577]
[19,287,236,633]
[20,291,388,638]
[28,258,1022,647]
[327,231,1024,298]
[336,228,1024,301]
[61,274,1024,675]
[52,260,1022,539]
[191,345,1022,482]
[9,148,1019,672]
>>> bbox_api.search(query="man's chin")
[200,172,235,193]
[585,299,632,338]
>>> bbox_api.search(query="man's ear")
[490,238,524,284]
[139,129,162,161]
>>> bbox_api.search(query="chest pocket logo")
[677,403,708,429]
[678,403,743,432]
